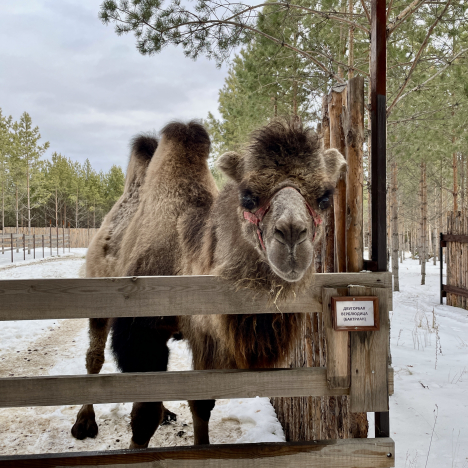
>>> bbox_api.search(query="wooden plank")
[0,368,351,408]
[0,272,392,321]
[0,438,395,468]
[442,284,468,299]
[349,286,389,412]
[441,234,468,243]
[323,288,350,388]
[0,366,394,409]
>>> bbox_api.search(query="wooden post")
[371,0,389,439]
[10,233,13,263]
[33,234,35,260]
[23,233,25,261]
[56,225,59,256]
[62,222,65,254]
[49,221,52,256]
[345,76,364,273]
[42,234,44,258]
[322,95,335,274]
[329,84,347,273]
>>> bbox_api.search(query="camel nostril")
[297,229,308,244]
[274,228,286,244]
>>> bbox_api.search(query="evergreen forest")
[0,110,125,231]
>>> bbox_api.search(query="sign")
[331,296,379,331]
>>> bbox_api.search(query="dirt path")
[0,255,244,455]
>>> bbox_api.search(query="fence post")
[10,234,13,263]
[23,233,25,261]
[50,221,52,256]
[62,222,65,254]
[33,234,35,259]
[42,234,44,258]
[68,223,71,252]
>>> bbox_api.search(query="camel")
[72,118,346,448]
[71,133,177,440]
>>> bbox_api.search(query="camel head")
[217,119,346,283]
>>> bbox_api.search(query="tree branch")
[387,0,428,35]
[360,0,371,24]
[386,0,452,116]
[128,12,347,83]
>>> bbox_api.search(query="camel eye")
[240,190,258,210]
[318,189,333,210]
[318,197,330,210]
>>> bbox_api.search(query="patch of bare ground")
[0,319,242,455]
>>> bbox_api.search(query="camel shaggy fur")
[72,134,176,440]
[73,118,346,448]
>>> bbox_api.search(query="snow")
[0,250,467,467]
[0,250,86,357]
[388,255,468,467]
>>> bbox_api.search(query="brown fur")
[82,118,346,447]
[86,133,158,278]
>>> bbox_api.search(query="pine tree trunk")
[391,162,399,291]
[1,174,4,232]
[27,159,31,232]
[329,84,347,273]
[16,186,19,232]
[348,0,354,79]
[461,153,465,213]
[453,149,458,211]
[421,162,427,285]
[345,77,364,272]
[322,95,334,273]
[55,188,58,228]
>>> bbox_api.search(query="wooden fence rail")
[440,211,468,309]
[0,438,395,468]
[0,273,392,321]
[0,272,394,467]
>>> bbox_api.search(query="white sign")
[335,300,375,328]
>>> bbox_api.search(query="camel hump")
[160,120,211,159]
[130,133,159,162]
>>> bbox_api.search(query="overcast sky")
[0,1,229,172]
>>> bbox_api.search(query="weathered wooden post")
[345,76,364,273]
[322,95,335,274]
[329,84,347,273]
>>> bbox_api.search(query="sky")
[0,0,229,172]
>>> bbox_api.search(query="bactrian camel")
[72,119,347,448]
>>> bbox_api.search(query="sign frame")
[331,296,380,331]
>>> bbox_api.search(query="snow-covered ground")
[389,255,468,468]
[0,244,85,268]
[0,250,467,467]
[0,250,283,456]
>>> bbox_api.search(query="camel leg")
[111,317,174,449]
[71,318,110,440]
[128,402,164,449]
[189,399,216,445]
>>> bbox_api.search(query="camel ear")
[323,148,347,183]
[217,151,244,182]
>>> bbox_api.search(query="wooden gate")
[440,211,468,309]
[0,272,394,467]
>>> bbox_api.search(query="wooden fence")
[2,227,98,249]
[0,272,394,467]
[440,211,468,309]
[0,231,70,262]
